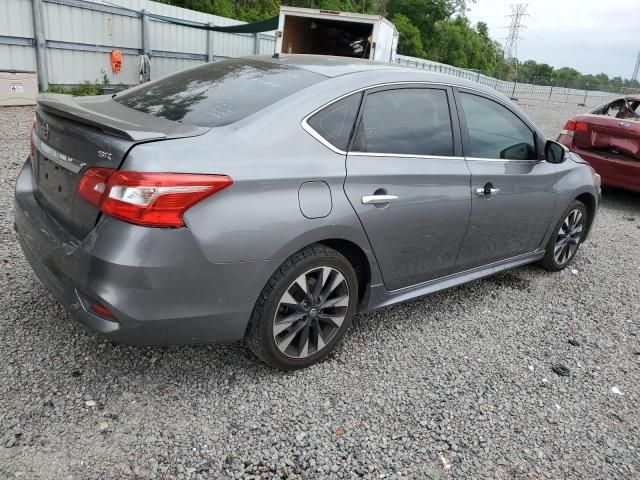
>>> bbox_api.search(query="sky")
[465,0,640,79]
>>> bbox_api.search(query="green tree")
[391,13,425,57]
[387,0,448,53]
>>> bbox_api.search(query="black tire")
[245,244,358,370]
[539,199,588,271]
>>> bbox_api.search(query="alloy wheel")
[554,208,583,265]
[273,266,349,359]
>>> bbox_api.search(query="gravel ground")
[1,103,639,480]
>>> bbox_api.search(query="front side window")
[115,58,325,127]
[460,93,536,160]
[307,93,361,151]
[351,88,454,156]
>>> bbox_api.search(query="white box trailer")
[275,6,398,63]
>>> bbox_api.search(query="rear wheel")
[539,200,587,271]
[246,245,358,370]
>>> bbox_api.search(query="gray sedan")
[14,55,600,369]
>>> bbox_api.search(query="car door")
[453,89,557,272]
[343,85,471,291]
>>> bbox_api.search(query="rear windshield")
[114,58,325,127]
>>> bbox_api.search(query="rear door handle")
[362,194,399,205]
[475,183,500,197]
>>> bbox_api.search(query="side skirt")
[364,251,545,311]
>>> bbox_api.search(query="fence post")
[31,0,49,91]
[510,78,518,100]
[207,22,215,62]
[253,32,260,55]
[579,83,589,107]
[141,9,151,57]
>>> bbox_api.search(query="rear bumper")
[558,134,640,193]
[14,158,280,346]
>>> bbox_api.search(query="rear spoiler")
[37,93,207,142]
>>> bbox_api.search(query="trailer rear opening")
[282,15,373,59]
[276,7,398,62]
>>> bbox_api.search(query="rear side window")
[115,58,325,127]
[307,93,361,151]
[460,93,536,160]
[351,88,454,156]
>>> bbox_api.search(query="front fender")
[542,161,599,247]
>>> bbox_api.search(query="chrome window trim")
[301,80,543,158]
[349,152,465,160]
[301,116,348,155]
[465,156,542,163]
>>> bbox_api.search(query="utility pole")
[31,0,49,92]
[503,4,528,79]
[632,51,640,82]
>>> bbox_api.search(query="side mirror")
[545,140,567,164]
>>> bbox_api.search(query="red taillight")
[560,119,587,139]
[77,167,115,207]
[77,169,233,227]
[89,302,114,319]
[575,121,588,133]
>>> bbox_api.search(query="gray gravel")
[1,103,639,479]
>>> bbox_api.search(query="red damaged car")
[557,95,640,192]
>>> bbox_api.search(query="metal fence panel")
[0,0,34,38]
[150,19,206,54]
[47,47,140,84]
[0,44,37,71]
[44,2,142,48]
[151,57,201,79]
[0,0,276,88]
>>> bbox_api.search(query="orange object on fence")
[111,50,122,73]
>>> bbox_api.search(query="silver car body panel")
[14,55,600,345]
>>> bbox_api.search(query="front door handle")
[475,183,500,197]
[362,194,399,205]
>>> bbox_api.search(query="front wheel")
[539,200,587,271]
[246,245,358,370]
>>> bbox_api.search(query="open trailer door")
[276,7,397,62]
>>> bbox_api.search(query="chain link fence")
[395,55,638,109]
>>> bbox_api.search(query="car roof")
[249,54,499,96]
[253,54,406,77]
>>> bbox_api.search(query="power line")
[503,4,528,77]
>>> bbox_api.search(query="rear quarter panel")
[119,74,389,286]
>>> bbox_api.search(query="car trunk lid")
[32,93,208,238]
[573,113,640,160]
